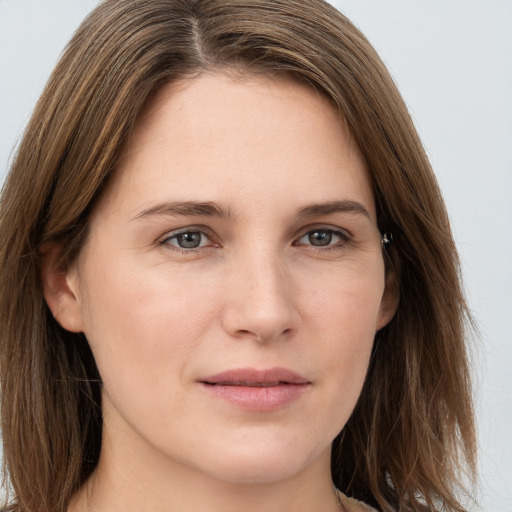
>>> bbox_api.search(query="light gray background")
[0,1,511,510]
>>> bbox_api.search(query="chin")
[194,438,329,485]
[207,460,309,485]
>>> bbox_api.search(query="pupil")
[309,230,332,246]
[178,232,201,248]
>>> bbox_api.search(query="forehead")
[97,71,375,222]
[126,71,352,157]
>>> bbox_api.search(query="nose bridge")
[222,242,298,342]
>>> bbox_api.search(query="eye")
[160,229,214,250]
[295,228,350,248]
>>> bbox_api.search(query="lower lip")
[200,383,309,411]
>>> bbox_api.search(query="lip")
[199,367,311,411]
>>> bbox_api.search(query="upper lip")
[200,367,310,386]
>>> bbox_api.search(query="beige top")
[336,490,378,512]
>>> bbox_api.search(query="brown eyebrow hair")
[297,200,370,219]
[133,199,371,222]
[133,201,235,220]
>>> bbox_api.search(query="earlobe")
[40,243,84,333]
[376,269,399,331]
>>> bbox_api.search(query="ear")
[40,242,84,333]
[376,268,399,331]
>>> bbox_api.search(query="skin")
[44,72,396,512]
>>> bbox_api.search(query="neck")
[68,394,343,512]
[69,435,341,512]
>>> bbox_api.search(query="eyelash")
[158,226,352,253]
[158,228,219,253]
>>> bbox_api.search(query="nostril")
[236,328,293,342]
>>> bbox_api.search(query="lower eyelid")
[158,228,223,252]
[157,227,352,251]
[295,229,351,246]
[159,232,196,245]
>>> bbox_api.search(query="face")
[50,72,396,485]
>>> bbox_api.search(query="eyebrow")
[133,199,370,221]
[297,200,371,219]
[133,201,234,221]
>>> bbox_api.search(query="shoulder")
[336,490,378,512]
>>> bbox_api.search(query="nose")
[220,248,300,343]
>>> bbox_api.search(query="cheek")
[301,267,383,417]
[78,259,222,395]
[303,260,384,345]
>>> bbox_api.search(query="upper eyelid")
[293,228,351,248]
[292,223,353,240]
[158,225,217,242]
[158,228,218,253]
[156,224,353,246]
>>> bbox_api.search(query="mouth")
[201,367,310,386]
[207,381,292,387]
[199,367,310,411]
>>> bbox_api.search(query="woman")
[0,1,476,511]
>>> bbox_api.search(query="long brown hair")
[0,1,476,511]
